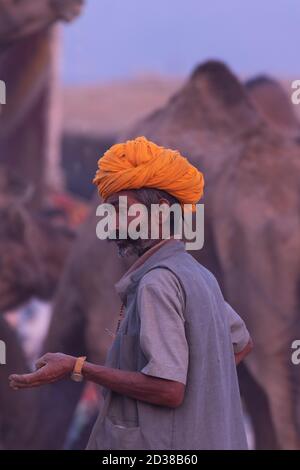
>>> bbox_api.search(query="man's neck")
[137,238,163,257]
[125,237,175,277]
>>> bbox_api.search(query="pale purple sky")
[63,0,299,84]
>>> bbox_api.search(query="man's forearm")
[82,361,182,408]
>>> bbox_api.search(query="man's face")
[105,190,153,257]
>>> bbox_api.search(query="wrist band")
[71,356,87,382]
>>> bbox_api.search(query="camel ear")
[0,202,27,242]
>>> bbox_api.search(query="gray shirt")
[138,268,250,386]
[87,239,248,450]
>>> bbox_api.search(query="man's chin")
[106,238,155,258]
[117,245,135,258]
[111,240,140,258]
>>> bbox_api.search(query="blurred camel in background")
[0,1,84,447]
[0,0,84,208]
[0,0,83,45]
[246,75,300,138]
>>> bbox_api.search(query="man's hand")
[9,352,76,390]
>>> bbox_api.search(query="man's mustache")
[107,231,141,244]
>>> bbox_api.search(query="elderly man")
[10,137,252,450]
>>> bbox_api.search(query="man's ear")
[158,198,171,207]
[0,203,27,242]
[158,198,171,226]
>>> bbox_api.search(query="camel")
[0,0,84,45]
[210,112,300,449]
[3,61,300,449]
[0,0,84,208]
[0,4,83,434]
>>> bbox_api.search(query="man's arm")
[225,301,253,364]
[82,361,185,408]
[9,352,184,408]
[9,269,188,407]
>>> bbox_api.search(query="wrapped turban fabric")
[93,136,204,212]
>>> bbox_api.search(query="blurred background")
[0,0,299,451]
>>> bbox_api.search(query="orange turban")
[93,136,204,211]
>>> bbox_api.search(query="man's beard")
[108,237,157,258]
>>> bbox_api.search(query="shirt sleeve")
[225,301,250,353]
[137,268,189,385]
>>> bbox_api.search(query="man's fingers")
[8,353,72,390]
[9,379,44,389]
[9,367,49,388]
[9,373,32,384]
[35,358,47,370]
[9,379,20,390]
[12,367,48,382]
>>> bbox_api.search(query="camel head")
[245,75,300,138]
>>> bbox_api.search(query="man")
[10,136,252,450]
